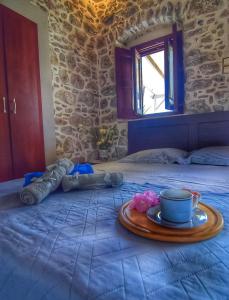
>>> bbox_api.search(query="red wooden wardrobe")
[0,5,45,182]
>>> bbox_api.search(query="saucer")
[147,205,208,229]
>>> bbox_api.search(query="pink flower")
[129,190,160,213]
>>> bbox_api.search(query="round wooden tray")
[119,201,224,243]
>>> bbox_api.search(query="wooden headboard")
[128,111,229,154]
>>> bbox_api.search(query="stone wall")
[29,0,229,161]
[30,0,99,162]
[94,0,229,158]
[183,1,229,113]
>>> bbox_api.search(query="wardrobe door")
[0,6,13,182]
[2,5,45,178]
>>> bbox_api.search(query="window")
[141,51,166,114]
[115,25,184,119]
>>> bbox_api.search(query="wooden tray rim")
[119,201,224,243]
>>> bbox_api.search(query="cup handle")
[192,192,200,209]
[182,188,200,209]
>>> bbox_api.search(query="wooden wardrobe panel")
[2,6,45,178]
[0,6,13,182]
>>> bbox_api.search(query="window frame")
[132,33,181,118]
[115,25,184,120]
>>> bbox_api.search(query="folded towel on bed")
[20,158,74,205]
[23,172,44,187]
[62,172,124,192]
[69,163,94,175]
[23,163,93,188]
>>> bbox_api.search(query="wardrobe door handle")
[13,98,16,114]
[2,97,7,113]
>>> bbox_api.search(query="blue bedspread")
[0,180,229,300]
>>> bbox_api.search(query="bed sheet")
[0,163,229,300]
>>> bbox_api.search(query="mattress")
[0,162,229,300]
[95,162,229,193]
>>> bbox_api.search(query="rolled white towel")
[20,181,52,205]
[20,158,74,205]
[62,172,124,192]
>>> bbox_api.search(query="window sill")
[117,111,184,122]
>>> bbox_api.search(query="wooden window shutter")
[165,26,185,113]
[164,38,175,111]
[115,47,136,119]
[174,30,185,113]
[133,48,143,115]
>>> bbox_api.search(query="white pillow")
[119,148,188,164]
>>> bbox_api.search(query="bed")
[0,112,229,300]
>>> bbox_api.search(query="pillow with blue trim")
[186,146,229,166]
